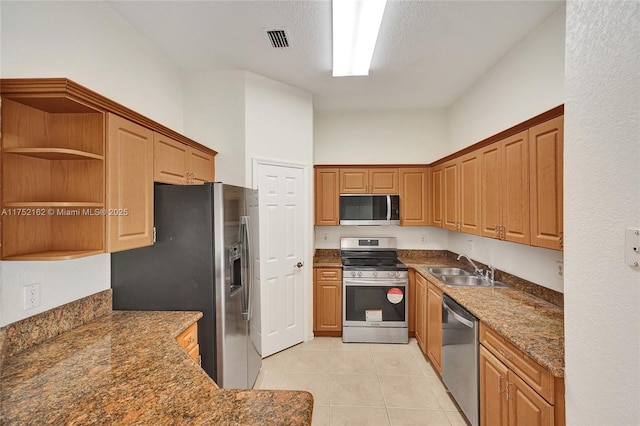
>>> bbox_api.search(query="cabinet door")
[480,142,502,239]
[408,269,416,336]
[480,345,509,426]
[315,168,340,225]
[502,131,530,244]
[188,148,215,184]
[106,113,154,252]
[426,281,443,374]
[154,133,189,185]
[508,371,554,426]
[340,168,368,193]
[369,168,399,193]
[529,116,563,251]
[442,160,459,231]
[415,273,428,354]
[399,167,429,226]
[459,153,481,235]
[431,165,443,227]
[314,268,342,336]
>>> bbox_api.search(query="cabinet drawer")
[315,268,342,281]
[177,322,198,353]
[480,323,554,403]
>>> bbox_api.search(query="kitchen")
[1,1,639,426]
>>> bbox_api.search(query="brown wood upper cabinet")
[339,167,399,194]
[106,114,155,253]
[529,116,563,251]
[480,131,530,244]
[314,168,340,226]
[435,112,563,251]
[154,133,215,185]
[437,154,481,235]
[399,167,429,226]
[431,165,444,227]
[0,78,216,260]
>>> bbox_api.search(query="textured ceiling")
[107,0,563,111]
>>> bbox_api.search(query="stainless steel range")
[341,237,409,344]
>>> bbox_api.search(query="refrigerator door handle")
[240,216,251,321]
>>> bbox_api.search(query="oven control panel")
[346,270,408,279]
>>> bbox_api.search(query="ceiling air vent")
[266,29,289,49]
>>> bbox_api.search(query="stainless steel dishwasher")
[442,294,479,426]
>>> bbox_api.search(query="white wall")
[444,5,566,291]
[315,226,448,251]
[447,5,565,152]
[314,109,449,164]
[244,72,316,340]
[1,256,110,326]
[564,1,640,424]
[0,1,185,327]
[183,71,246,186]
[1,1,184,132]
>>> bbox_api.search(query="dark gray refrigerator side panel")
[111,183,217,381]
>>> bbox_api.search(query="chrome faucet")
[485,265,495,285]
[457,253,484,277]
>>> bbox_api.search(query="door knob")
[294,262,304,269]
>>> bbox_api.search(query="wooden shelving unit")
[1,97,105,260]
[1,77,217,261]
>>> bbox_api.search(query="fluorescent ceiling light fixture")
[332,0,388,77]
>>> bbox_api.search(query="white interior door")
[255,161,306,357]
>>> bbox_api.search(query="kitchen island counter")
[1,310,313,425]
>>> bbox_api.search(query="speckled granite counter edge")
[411,263,564,377]
[2,310,314,425]
[1,289,112,358]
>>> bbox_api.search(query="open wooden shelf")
[3,250,105,261]
[3,148,104,161]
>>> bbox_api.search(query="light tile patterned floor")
[254,337,470,426]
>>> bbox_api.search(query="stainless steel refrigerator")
[111,182,261,389]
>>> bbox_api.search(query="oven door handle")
[343,279,407,287]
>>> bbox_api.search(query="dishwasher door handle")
[443,301,475,328]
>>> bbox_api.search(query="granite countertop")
[1,310,313,425]
[400,256,564,378]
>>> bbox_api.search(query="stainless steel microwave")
[339,194,400,225]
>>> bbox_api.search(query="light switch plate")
[625,228,640,267]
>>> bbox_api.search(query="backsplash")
[1,289,112,358]
[314,248,563,308]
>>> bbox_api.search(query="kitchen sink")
[440,275,508,288]
[427,267,473,276]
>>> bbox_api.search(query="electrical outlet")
[466,240,474,253]
[23,283,41,310]
[419,235,426,244]
[323,233,328,242]
[556,261,564,278]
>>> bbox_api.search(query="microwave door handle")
[386,195,391,222]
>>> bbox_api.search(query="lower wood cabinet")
[426,279,443,375]
[415,272,428,354]
[313,267,342,336]
[176,322,200,365]
[479,323,564,426]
